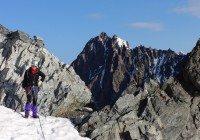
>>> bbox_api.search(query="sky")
[0,0,200,64]
[0,106,90,140]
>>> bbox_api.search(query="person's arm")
[38,71,45,82]
[22,70,28,88]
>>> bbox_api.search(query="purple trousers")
[25,86,38,117]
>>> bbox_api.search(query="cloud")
[87,13,104,20]
[129,22,164,31]
[174,0,200,18]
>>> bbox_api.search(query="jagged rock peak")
[0,24,45,48]
[7,30,32,43]
[34,35,43,41]
[0,24,10,35]
[6,30,45,48]
[95,32,110,44]
[196,38,200,46]
[178,51,185,55]
[184,39,200,91]
[72,33,188,109]
[112,34,129,49]
[33,35,45,48]
[99,32,108,41]
[91,32,130,49]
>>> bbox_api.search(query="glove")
[38,80,43,87]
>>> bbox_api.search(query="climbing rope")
[32,86,46,140]
[38,87,47,121]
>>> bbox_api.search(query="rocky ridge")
[74,36,200,139]
[0,24,92,118]
[72,32,187,109]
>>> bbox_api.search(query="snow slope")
[0,106,90,140]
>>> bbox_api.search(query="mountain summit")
[73,33,200,140]
[72,32,187,108]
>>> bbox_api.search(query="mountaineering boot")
[32,105,39,118]
[33,115,39,118]
[25,103,30,118]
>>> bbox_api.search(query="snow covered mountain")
[0,105,90,140]
[72,32,188,109]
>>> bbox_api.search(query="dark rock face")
[72,33,132,108]
[72,32,187,109]
[184,39,200,91]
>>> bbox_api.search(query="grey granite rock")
[0,27,92,119]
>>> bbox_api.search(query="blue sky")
[0,0,200,64]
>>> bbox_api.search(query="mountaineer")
[22,60,45,118]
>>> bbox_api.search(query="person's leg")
[32,86,38,118]
[25,87,32,118]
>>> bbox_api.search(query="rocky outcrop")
[72,33,200,139]
[77,77,200,140]
[184,39,200,91]
[72,32,187,109]
[0,24,92,118]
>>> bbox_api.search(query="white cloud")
[87,13,104,20]
[129,22,164,31]
[174,0,200,18]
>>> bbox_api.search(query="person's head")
[31,60,38,70]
